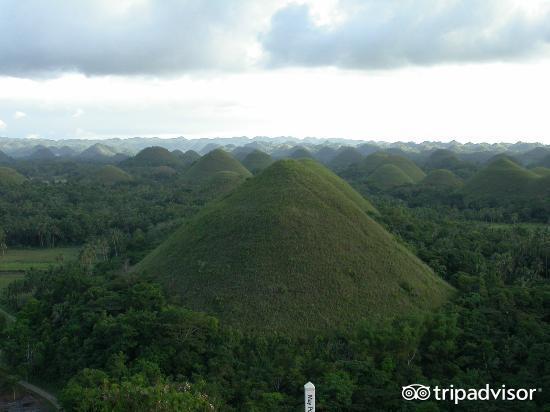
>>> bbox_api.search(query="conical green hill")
[463,157,540,203]
[122,146,182,168]
[422,169,464,189]
[356,152,426,182]
[137,159,452,335]
[0,167,26,186]
[183,149,251,183]
[93,165,133,185]
[242,150,274,174]
[367,164,414,190]
[329,147,365,171]
[531,167,550,177]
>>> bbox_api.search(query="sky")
[1,0,550,143]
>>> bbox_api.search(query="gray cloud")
[0,0,266,77]
[261,0,550,69]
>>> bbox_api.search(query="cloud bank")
[1,0,550,77]
[0,0,269,77]
[262,0,550,69]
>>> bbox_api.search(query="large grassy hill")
[137,159,452,335]
[183,149,251,183]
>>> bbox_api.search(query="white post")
[304,382,315,412]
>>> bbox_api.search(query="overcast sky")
[1,0,550,143]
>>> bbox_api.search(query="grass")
[357,152,426,183]
[0,273,25,291]
[0,247,79,272]
[367,163,414,190]
[137,159,452,335]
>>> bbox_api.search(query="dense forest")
[1,141,549,411]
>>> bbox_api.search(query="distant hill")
[356,143,380,156]
[516,147,550,166]
[424,149,461,169]
[422,169,464,189]
[288,146,314,159]
[531,167,550,177]
[78,143,124,162]
[183,148,251,183]
[349,152,426,184]
[173,149,201,168]
[329,147,364,171]
[93,165,133,185]
[137,159,451,335]
[313,146,338,164]
[122,146,183,168]
[27,145,56,160]
[0,166,26,185]
[367,164,414,190]
[0,150,13,164]
[463,157,548,205]
[241,150,274,174]
[52,146,77,157]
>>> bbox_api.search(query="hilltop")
[183,149,251,183]
[78,143,125,162]
[242,150,273,174]
[137,159,452,335]
[122,146,182,168]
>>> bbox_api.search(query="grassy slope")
[137,159,452,335]
[329,147,365,171]
[184,149,251,183]
[0,247,80,272]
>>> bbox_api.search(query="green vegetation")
[183,148,251,183]
[138,159,451,334]
[0,247,79,271]
[0,273,24,291]
[0,143,549,410]
[367,163,414,190]
[173,149,201,168]
[0,167,26,186]
[422,169,464,188]
[241,149,273,174]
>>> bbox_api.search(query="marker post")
[304,382,315,412]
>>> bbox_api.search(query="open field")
[0,248,80,272]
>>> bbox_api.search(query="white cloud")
[14,111,27,119]
[0,119,6,129]
[262,0,550,69]
[72,108,84,118]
